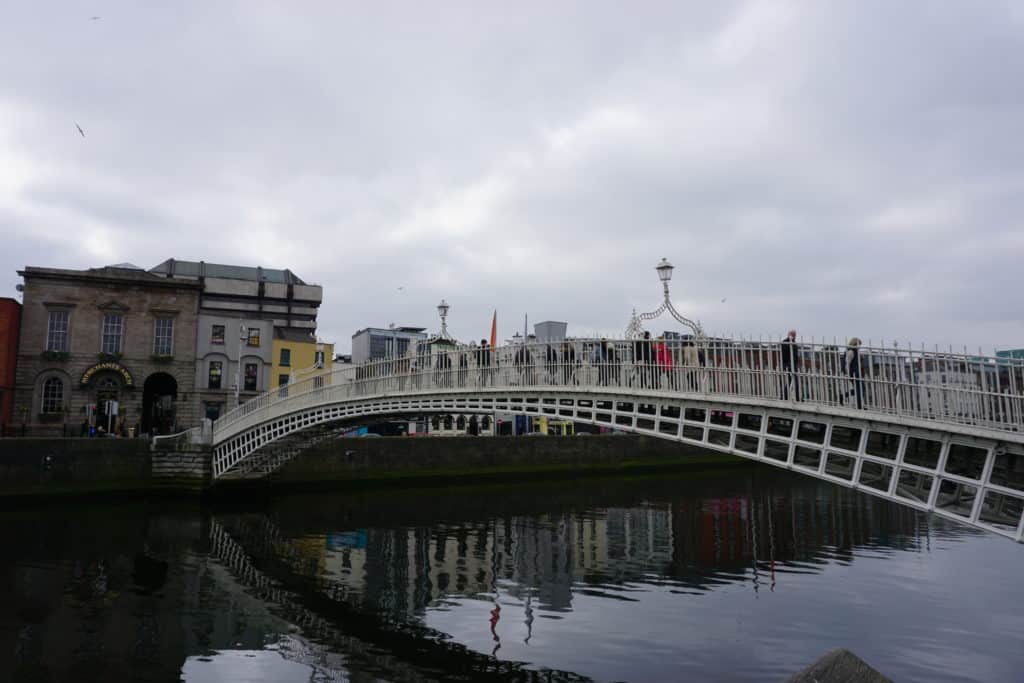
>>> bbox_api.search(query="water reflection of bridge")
[210,515,594,682]
[219,473,940,627]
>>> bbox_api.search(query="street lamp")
[235,322,247,407]
[625,258,704,339]
[437,299,451,340]
[656,257,674,282]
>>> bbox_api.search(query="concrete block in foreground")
[785,648,892,683]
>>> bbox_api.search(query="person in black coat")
[781,329,800,401]
[633,332,653,388]
[477,340,492,386]
[561,342,577,385]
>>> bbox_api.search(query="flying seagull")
[76,124,85,137]
[721,297,727,303]
[90,16,101,20]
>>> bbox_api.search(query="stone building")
[148,259,323,421]
[13,265,201,436]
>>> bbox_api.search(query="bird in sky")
[90,16,101,20]
[721,298,727,303]
[397,286,404,291]
[76,124,85,137]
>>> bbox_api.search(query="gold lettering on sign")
[80,363,135,387]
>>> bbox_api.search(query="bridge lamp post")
[235,322,247,408]
[656,257,674,296]
[625,257,705,340]
[437,299,452,341]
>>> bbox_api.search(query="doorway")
[94,375,121,435]
[143,373,178,435]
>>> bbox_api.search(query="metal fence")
[213,337,1024,444]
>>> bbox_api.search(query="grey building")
[534,321,567,342]
[351,326,427,364]
[149,259,323,421]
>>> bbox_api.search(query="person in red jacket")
[654,336,674,390]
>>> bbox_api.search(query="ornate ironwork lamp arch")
[625,258,705,340]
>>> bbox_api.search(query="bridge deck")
[208,338,1024,542]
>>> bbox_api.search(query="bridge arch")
[209,338,1024,542]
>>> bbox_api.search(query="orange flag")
[489,311,497,348]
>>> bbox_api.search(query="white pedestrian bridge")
[210,337,1024,543]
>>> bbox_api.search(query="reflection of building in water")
[309,484,931,620]
[318,505,681,616]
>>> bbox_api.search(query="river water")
[2,466,1022,682]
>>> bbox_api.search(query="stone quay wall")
[0,434,750,500]
[0,438,154,498]
[264,434,745,489]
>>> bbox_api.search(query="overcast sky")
[1,1,1022,352]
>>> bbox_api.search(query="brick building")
[13,265,201,436]
[0,297,22,433]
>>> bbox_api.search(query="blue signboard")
[326,530,368,550]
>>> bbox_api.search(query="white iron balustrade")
[210,337,1024,543]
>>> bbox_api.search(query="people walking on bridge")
[514,343,532,385]
[561,341,577,385]
[845,337,864,409]
[634,332,653,388]
[605,340,621,386]
[781,329,801,401]
[682,340,700,391]
[458,348,469,388]
[545,344,558,384]
[593,340,608,385]
[654,335,674,390]
[477,340,492,387]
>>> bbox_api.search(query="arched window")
[481,415,491,430]
[456,415,466,430]
[431,415,440,430]
[443,415,453,430]
[41,377,64,414]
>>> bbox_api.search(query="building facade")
[351,326,426,364]
[148,259,323,421]
[13,265,201,436]
[271,330,334,390]
[0,297,22,433]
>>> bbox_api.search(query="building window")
[41,377,64,414]
[211,325,225,345]
[208,361,223,389]
[153,318,174,355]
[314,350,325,368]
[204,402,223,421]
[244,363,258,391]
[278,373,289,398]
[278,374,290,386]
[280,348,291,367]
[101,314,123,354]
[247,327,261,347]
[46,311,69,352]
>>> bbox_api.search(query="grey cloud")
[1,1,1022,351]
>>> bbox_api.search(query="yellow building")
[271,330,334,390]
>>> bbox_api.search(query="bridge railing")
[213,337,1024,443]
